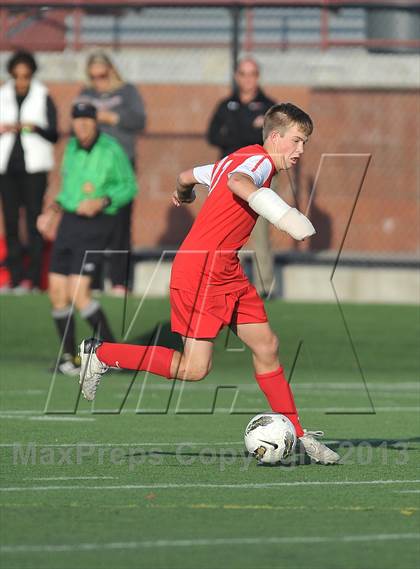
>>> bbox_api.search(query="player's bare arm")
[172,168,197,207]
[227,171,260,201]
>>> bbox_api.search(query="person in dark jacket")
[0,50,58,292]
[78,51,146,295]
[207,57,276,297]
[207,57,275,157]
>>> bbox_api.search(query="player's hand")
[19,123,36,133]
[97,110,119,126]
[253,115,264,129]
[172,191,182,207]
[172,189,196,207]
[0,123,19,134]
[36,213,51,236]
[37,211,59,241]
[77,198,105,217]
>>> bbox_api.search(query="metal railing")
[1,1,419,53]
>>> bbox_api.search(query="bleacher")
[65,7,366,47]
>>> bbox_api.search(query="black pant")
[0,171,47,287]
[108,201,132,287]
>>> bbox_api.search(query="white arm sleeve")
[192,164,214,189]
[248,188,316,241]
[229,156,272,188]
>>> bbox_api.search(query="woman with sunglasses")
[0,50,58,293]
[78,52,146,296]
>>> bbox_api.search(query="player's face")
[73,117,97,147]
[271,124,308,171]
[88,63,111,92]
[235,61,259,94]
[11,63,32,96]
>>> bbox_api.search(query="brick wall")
[1,83,416,255]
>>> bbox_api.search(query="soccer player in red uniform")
[79,103,340,464]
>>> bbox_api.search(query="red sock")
[97,342,175,379]
[255,367,304,437]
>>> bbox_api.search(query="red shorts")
[170,285,268,339]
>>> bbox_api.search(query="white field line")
[157,382,418,392]
[139,406,392,413]
[29,416,95,422]
[0,390,44,395]
[26,476,116,481]
[301,407,420,412]
[115,381,419,391]
[0,414,95,422]
[0,411,49,415]
[395,490,420,494]
[0,382,418,395]
[0,441,244,448]
[0,406,419,420]
[1,479,419,493]
[1,533,419,554]
[0,437,418,448]
[148,406,420,413]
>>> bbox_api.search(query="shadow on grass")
[326,437,420,451]
[125,448,313,467]
[123,437,420,468]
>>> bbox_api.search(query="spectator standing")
[37,102,137,375]
[207,57,276,297]
[79,52,146,295]
[0,50,58,292]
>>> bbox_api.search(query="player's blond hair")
[263,103,313,141]
[86,51,123,90]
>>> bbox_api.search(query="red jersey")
[170,144,276,295]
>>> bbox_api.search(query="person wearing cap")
[36,101,137,375]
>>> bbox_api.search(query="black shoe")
[80,337,103,356]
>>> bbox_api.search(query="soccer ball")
[244,413,297,464]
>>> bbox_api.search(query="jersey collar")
[257,144,276,172]
[76,130,100,153]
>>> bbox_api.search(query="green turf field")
[0,294,419,569]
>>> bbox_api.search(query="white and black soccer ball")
[244,413,297,464]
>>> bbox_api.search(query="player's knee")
[182,361,212,382]
[270,333,279,356]
[48,283,68,308]
[69,287,91,311]
[73,295,92,312]
[187,370,207,382]
[255,333,279,360]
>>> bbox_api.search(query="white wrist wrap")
[248,188,316,241]
[276,208,316,241]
